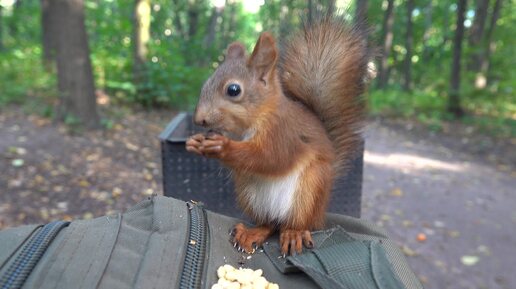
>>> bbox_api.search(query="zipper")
[0,221,70,289]
[178,202,209,289]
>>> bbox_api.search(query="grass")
[368,87,516,138]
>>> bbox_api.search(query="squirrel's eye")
[226,84,241,97]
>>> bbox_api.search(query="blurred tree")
[171,0,186,39]
[468,0,490,70]
[133,0,151,83]
[448,0,467,117]
[475,0,503,88]
[422,1,433,60]
[222,1,237,49]
[403,0,414,91]
[7,0,22,38]
[187,0,201,39]
[355,0,368,25]
[376,0,394,89]
[440,3,451,48]
[308,0,314,23]
[0,4,3,52]
[203,2,225,51]
[326,0,336,14]
[41,0,57,67]
[51,0,99,128]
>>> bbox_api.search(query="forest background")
[0,0,514,137]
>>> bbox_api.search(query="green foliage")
[0,0,514,136]
[0,47,56,106]
[368,88,515,137]
[82,0,258,109]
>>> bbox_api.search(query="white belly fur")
[243,169,301,223]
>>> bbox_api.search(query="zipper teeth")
[0,221,70,289]
[179,203,208,289]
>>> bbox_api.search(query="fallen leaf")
[78,179,91,187]
[390,188,404,197]
[380,214,391,221]
[402,220,413,227]
[434,220,446,228]
[126,142,139,151]
[112,187,122,198]
[461,255,479,266]
[401,245,418,256]
[477,245,491,256]
[57,202,68,211]
[11,159,24,167]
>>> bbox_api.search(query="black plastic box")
[160,112,363,218]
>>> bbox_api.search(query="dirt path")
[0,107,174,227]
[1,108,515,288]
[362,120,516,289]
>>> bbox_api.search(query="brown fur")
[187,16,370,254]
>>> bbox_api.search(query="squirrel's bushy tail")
[280,14,371,173]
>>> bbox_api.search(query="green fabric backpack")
[0,196,423,289]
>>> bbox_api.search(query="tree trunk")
[279,0,294,38]
[440,6,450,48]
[475,0,502,88]
[468,0,490,70]
[448,0,467,117]
[403,0,414,91]
[52,0,99,128]
[327,0,336,15]
[8,0,22,38]
[376,0,394,89]
[308,0,314,24]
[187,0,200,39]
[133,0,151,83]
[355,0,368,25]
[222,2,237,49]
[203,4,224,49]
[41,0,57,67]
[422,2,432,60]
[171,0,185,39]
[0,5,3,51]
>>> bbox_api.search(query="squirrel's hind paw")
[279,229,314,256]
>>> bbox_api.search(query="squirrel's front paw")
[199,134,230,159]
[186,133,205,156]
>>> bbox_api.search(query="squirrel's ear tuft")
[226,42,246,60]
[248,32,278,83]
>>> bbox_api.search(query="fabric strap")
[264,227,406,289]
[0,221,70,289]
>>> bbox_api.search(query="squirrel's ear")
[248,32,278,83]
[226,42,246,60]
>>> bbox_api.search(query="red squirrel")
[186,15,371,255]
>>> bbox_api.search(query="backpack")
[0,196,423,289]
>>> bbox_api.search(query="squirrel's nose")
[193,111,209,127]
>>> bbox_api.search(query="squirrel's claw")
[230,223,273,254]
[279,229,314,256]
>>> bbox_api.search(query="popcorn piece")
[213,265,279,289]
[217,266,226,279]
[225,270,238,281]
[252,276,268,289]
